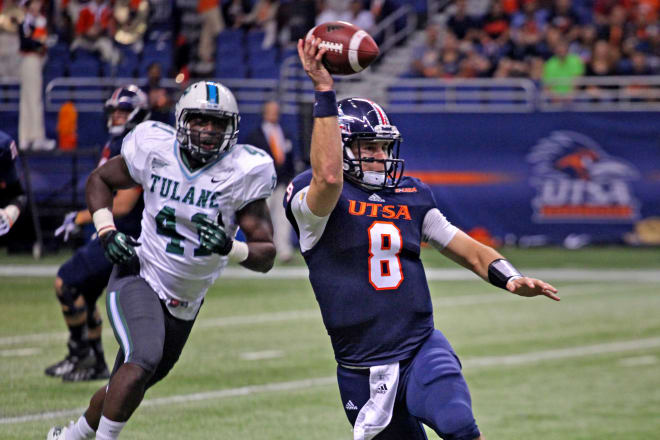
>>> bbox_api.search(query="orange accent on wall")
[540,205,634,218]
[407,171,513,185]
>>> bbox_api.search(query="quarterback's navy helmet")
[337,98,404,190]
[104,85,150,136]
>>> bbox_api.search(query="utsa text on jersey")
[347,200,412,220]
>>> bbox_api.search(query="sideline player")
[284,37,560,439]
[47,80,276,439]
[45,85,149,382]
[0,131,26,238]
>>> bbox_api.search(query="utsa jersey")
[122,121,276,320]
[100,134,143,238]
[284,170,457,367]
[0,131,23,207]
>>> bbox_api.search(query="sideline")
[3,336,660,425]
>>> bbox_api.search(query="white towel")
[353,363,400,440]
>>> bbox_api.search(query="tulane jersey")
[285,170,456,367]
[122,121,276,320]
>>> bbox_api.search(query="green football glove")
[196,216,232,255]
[100,230,141,264]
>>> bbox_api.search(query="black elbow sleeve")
[487,258,523,290]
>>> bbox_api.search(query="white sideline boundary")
[2,336,660,425]
[0,284,611,347]
[1,265,660,282]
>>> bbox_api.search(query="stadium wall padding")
[4,110,659,246]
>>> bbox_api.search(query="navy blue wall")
[3,109,658,245]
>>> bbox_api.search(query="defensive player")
[45,85,149,382]
[284,38,560,439]
[0,131,26,238]
[47,80,276,439]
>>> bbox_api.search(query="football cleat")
[45,341,95,378]
[46,424,70,440]
[62,360,110,382]
[44,355,78,377]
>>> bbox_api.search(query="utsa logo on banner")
[527,130,640,222]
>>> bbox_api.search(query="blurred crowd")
[0,0,385,149]
[0,0,385,79]
[411,0,660,96]
[1,0,658,147]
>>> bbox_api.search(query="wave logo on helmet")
[175,81,240,163]
[527,130,640,222]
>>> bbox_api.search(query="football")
[306,21,380,75]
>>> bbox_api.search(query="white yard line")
[0,284,611,347]
[1,265,659,282]
[2,336,660,425]
[618,355,657,367]
[0,348,40,357]
[239,350,285,361]
[463,337,660,368]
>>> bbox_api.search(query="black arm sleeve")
[488,258,523,290]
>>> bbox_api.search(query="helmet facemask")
[342,126,404,190]
[106,106,141,136]
[176,110,239,163]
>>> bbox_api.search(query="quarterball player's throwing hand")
[507,276,560,301]
[298,37,333,92]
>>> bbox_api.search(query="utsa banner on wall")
[390,111,660,246]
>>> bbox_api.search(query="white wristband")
[92,207,116,235]
[227,240,249,263]
[4,205,20,226]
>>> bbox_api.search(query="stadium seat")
[100,62,113,77]
[248,47,277,63]
[280,47,297,61]
[68,59,102,77]
[217,38,245,61]
[215,63,248,78]
[115,48,139,77]
[48,42,71,62]
[71,49,99,62]
[249,66,279,79]
[217,29,243,48]
[43,59,67,83]
[247,47,279,78]
[246,30,266,50]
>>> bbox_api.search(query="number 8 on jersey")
[368,221,403,290]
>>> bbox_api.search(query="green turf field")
[1,247,659,439]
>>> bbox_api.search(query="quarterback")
[285,37,560,439]
[48,81,276,440]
